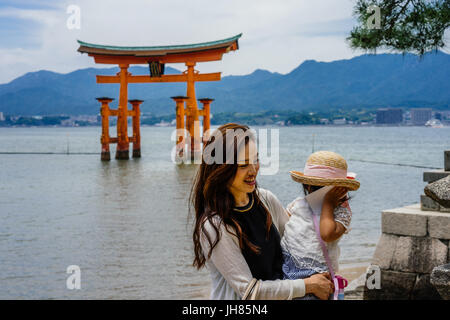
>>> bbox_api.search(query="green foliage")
[7,116,70,126]
[141,114,174,125]
[210,111,273,125]
[286,113,322,125]
[348,0,450,55]
[210,109,376,126]
[42,116,68,125]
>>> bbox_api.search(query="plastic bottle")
[335,276,348,300]
[337,287,345,300]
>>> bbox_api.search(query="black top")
[231,193,283,281]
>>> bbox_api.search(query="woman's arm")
[200,218,303,299]
[201,218,333,300]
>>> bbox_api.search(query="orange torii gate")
[77,34,241,160]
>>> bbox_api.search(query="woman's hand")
[304,272,334,300]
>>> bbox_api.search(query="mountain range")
[0,51,449,116]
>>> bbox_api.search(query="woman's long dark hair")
[191,123,272,270]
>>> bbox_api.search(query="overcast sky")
[0,0,445,84]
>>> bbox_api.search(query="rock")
[421,194,440,211]
[424,175,450,208]
[371,234,398,269]
[431,264,450,300]
[364,269,416,300]
[411,273,441,300]
[345,272,367,300]
[390,236,447,274]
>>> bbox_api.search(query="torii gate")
[77,34,241,160]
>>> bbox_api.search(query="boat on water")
[425,119,444,128]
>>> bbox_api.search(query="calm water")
[0,126,449,299]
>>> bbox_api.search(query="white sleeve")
[334,206,352,233]
[200,218,305,300]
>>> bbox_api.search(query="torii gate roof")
[77,34,242,64]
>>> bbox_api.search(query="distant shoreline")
[1,124,448,128]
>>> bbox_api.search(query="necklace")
[233,193,254,212]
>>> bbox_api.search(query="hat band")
[303,164,347,179]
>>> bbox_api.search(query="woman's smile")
[244,177,256,186]
[229,140,260,204]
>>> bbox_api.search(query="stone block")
[364,269,416,300]
[428,214,450,240]
[423,170,450,183]
[421,194,441,211]
[382,209,427,237]
[371,234,398,269]
[428,239,448,273]
[431,264,450,300]
[411,273,442,300]
[391,236,414,272]
[425,176,450,208]
[445,151,450,171]
[391,236,447,273]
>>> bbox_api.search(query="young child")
[280,151,360,300]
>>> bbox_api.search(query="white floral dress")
[280,196,352,278]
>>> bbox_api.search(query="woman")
[191,123,333,300]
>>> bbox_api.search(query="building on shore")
[333,118,347,125]
[410,108,432,125]
[376,108,403,124]
[434,112,442,121]
[0,112,4,121]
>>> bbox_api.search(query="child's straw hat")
[290,151,360,191]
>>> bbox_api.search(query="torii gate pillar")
[116,64,130,160]
[185,62,202,158]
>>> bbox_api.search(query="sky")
[0,0,447,84]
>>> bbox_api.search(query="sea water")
[0,126,449,299]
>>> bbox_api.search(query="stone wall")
[364,204,449,299]
[364,151,450,300]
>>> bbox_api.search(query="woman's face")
[229,140,259,196]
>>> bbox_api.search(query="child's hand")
[323,187,348,209]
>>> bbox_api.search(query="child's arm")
[320,187,348,242]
